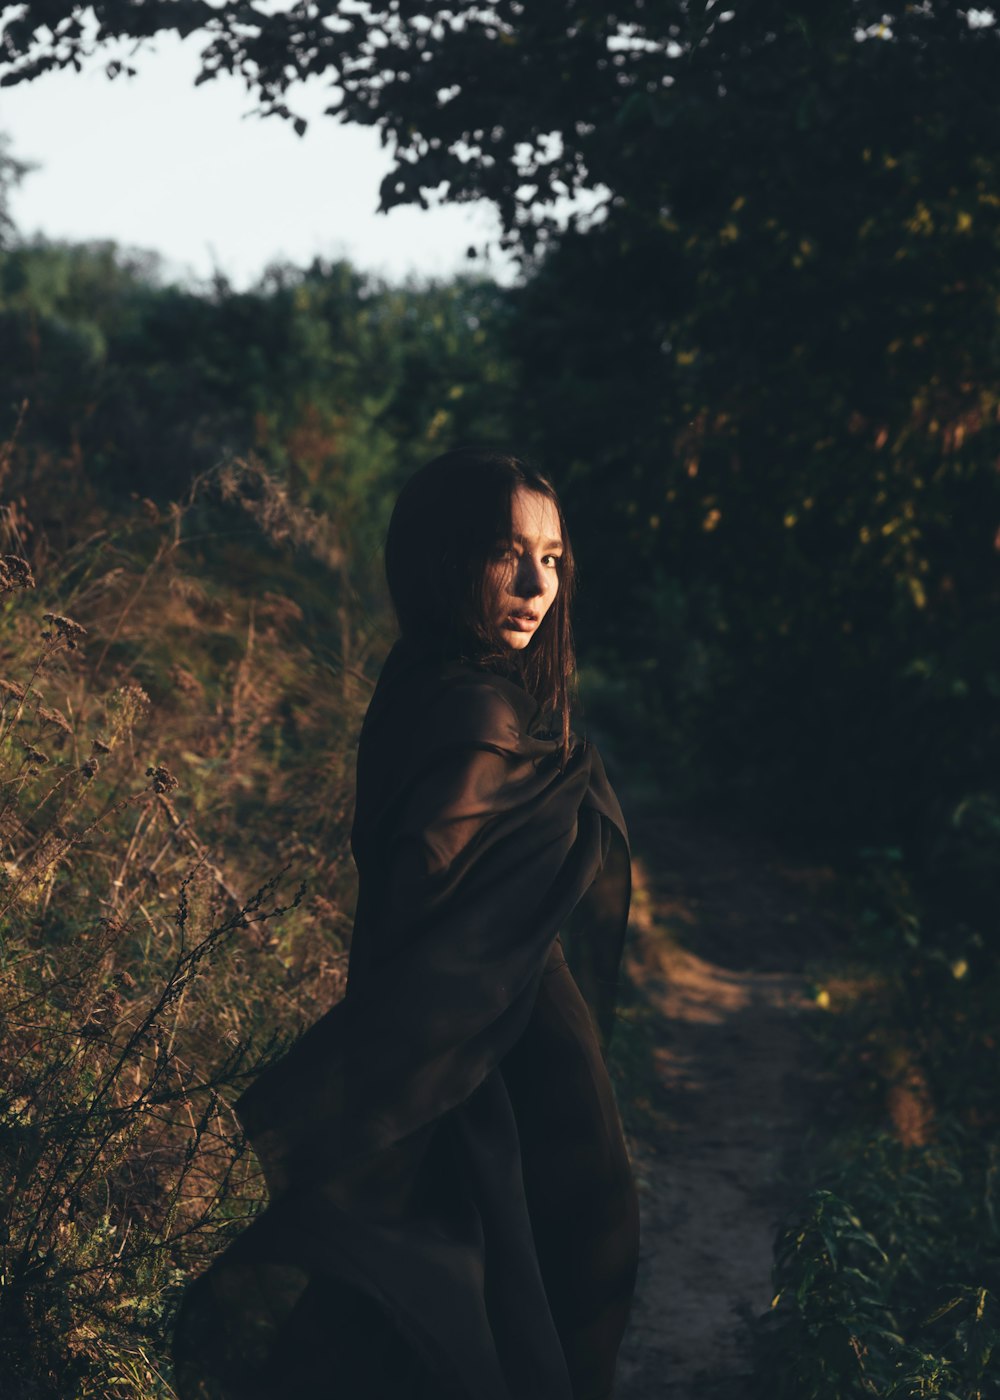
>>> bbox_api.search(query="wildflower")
[41,613,87,650]
[0,555,35,593]
[0,678,26,702]
[110,683,151,732]
[36,704,73,740]
[19,740,48,766]
[146,764,179,794]
[80,757,99,781]
[78,986,123,1039]
[91,737,112,755]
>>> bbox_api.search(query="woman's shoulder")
[373,640,536,746]
[353,644,550,838]
[434,667,533,745]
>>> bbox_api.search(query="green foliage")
[755,1148,1000,1400]
[504,6,1000,845]
[0,237,516,521]
[754,804,1000,1399]
[0,133,33,250]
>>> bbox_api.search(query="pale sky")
[0,30,519,289]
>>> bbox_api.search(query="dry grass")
[0,457,380,1397]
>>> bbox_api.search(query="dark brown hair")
[384,447,577,760]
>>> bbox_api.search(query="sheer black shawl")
[170,638,633,1400]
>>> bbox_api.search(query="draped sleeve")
[231,663,626,1204]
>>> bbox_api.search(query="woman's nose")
[514,557,545,598]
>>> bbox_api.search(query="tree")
[0,132,34,247]
[1,6,997,254]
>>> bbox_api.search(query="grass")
[0,459,377,1397]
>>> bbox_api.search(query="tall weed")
[0,458,376,1396]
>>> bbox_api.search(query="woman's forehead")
[510,487,562,546]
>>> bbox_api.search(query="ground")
[612,791,846,1399]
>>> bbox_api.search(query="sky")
[0,30,519,290]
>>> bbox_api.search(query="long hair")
[384,447,577,762]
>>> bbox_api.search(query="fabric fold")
[170,638,638,1400]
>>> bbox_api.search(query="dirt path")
[612,801,844,1399]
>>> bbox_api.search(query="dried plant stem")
[0,790,149,921]
[0,397,29,494]
[14,866,303,1277]
[91,536,176,680]
[0,639,64,752]
[109,804,155,914]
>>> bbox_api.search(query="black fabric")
[170,638,639,1399]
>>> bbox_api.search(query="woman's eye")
[543,555,562,568]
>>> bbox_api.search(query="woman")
[170,448,640,1399]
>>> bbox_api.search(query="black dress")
[170,638,640,1399]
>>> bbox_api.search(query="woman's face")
[489,486,563,650]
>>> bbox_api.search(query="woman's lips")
[504,612,539,630]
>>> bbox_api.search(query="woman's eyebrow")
[512,532,563,551]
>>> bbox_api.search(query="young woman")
[171,448,640,1400]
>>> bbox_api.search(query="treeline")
[4,222,997,867]
[0,234,515,590]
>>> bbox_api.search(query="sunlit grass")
[0,460,373,1397]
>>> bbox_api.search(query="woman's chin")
[500,630,534,651]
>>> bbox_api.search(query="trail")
[612,797,843,1399]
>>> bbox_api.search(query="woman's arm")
[233,677,627,1200]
